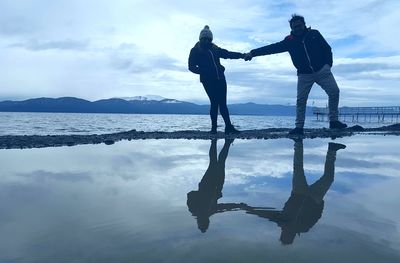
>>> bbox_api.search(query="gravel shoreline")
[1,124,399,149]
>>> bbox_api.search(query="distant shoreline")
[1,124,399,149]
[0,97,306,116]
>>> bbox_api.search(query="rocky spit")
[0,124,399,149]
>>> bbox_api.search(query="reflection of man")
[187,139,247,233]
[247,140,346,244]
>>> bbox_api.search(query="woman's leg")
[202,81,218,130]
[216,79,233,127]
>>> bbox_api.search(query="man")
[189,25,245,134]
[246,14,347,135]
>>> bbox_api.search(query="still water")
[0,135,399,262]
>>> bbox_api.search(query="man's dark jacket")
[251,28,333,74]
[188,42,243,82]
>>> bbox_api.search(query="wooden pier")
[313,106,400,122]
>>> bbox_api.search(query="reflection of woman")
[187,139,246,232]
[188,26,244,134]
[247,140,346,244]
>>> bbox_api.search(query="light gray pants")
[296,64,340,128]
[292,140,336,203]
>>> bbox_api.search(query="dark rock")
[384,123,400,130]
[349,125,365,131]
[0,125,399,150]
[104,139,115,145]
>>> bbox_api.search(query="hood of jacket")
[194,41,218,51]
[289,27,311,40]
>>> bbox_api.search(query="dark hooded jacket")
[279,193,324,234]
[188,42,243,82]
[250,28,333,74]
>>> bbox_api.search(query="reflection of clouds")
[333,137,400,178]
[225,161,291,184]
[219,139,294,185]
[319,136,400,252]
[339,157,388,169]
[16,170,92,182]
[325,180,400,252]
[0,136,400,260]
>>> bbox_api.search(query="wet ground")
[0,124,399,149]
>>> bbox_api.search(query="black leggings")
[202,78,232,128]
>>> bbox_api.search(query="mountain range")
[0,96,313,116]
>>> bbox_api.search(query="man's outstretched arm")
[250,39,289,58]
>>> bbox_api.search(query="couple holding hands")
[188,14,347,135]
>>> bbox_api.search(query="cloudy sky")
[0,0,399,106]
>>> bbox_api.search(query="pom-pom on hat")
[199,25,213,40]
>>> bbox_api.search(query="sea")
[1,112,399,263]
[0,112,392,136]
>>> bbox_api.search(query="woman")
[188,25,245,134]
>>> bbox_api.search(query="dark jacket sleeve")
[316,30,333,66]
[188,48,200,74]
[250,39,289,57]
[217,47,244,59]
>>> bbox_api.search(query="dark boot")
[329,121,347,129]
[288,127,304,136]
[328,142,346,151]
[210,126,217,134]
[225,125,240,134]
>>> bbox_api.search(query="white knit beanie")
[199,25,213,40]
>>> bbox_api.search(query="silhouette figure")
[245,14,347,135]
[187,139,251,232]
[188,25,246,134]
[247,140,346,244]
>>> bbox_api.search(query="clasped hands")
[242,52,253,61]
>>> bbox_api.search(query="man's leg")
[295,74,314,129]
[309,142,345,203]
[309,152,335,203]
[315,65,340,122]
[292,139,309,194]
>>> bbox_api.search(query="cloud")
[0,17,37,36]
[108,44,182,73]
[334,63,400,75]
[10,39,89,51]
[0,0,399,105]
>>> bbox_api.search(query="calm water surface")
[0,135,399,262]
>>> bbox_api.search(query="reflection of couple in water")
[187,139,346,244]
[186,139,251,232]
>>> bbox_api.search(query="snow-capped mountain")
[0,97,305,115]
[115,95,166,101]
